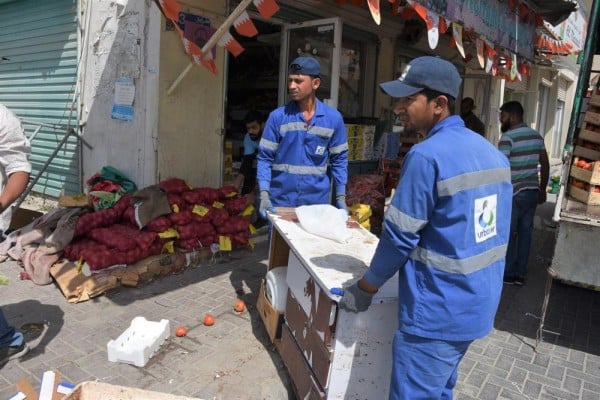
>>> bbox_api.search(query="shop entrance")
[223,16,342,186]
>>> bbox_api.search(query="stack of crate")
[569,88,600,205]
[346,123,375,161]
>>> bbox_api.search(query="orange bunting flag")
[218,32,245,57]
[234,11,258,37]
[182,36,217,74]
[439,16,448,33]
[157,0,181,21]
[253,0,280,19]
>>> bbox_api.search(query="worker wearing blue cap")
[257,56,348,216]
[339,56,513,399]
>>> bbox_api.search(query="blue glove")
[335,194,347,212]
[339,282,374,313]
[259,190,275,219]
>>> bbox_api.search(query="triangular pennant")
[485,56,493,73]
[510,53,517,80]
[253,0,280,19]
[439,16,448,33]
[157,0,181,21]
[167,15,217,74]
[367,0,381,25]
[218,32,245,57]
[234,11,258,37]
[427,11,439,49]
[408,0,431,28]
[476,37,485,68]
[452,23,465,58]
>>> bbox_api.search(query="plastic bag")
[295,204,351,243]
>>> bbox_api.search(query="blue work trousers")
[505,189,539,278]
[389,331,472,400]
[0,308,23,348]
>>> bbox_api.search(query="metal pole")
[564,0,600,149]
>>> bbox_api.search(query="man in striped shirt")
[498,101,550,286]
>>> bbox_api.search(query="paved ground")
[1,196,599,400]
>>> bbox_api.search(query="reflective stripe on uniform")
[259,138,278,151]
[386,204,428,233]
[280,122,306,134]
[410,243,508,274]
[437,168,511,197]
[330,142,349,154]
[272,164,328,174]
[309,125,335,138]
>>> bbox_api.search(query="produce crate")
[573,144,600,161]
[569,184,600,206]
[570,162,600,185]
[579,128,600,145]
[584,111,600,126]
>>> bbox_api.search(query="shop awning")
[529,0,578,26]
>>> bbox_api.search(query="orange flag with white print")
[218,32,245,57]
[253,0,280,19]
[234,11,258,37]
[157,0,180,21]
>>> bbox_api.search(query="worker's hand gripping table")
[259,209,398,399]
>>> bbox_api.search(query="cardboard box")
[64,381,202,400]
[257,279,284,343]
[570,162,600,185]
[569,184,600,205]
[9,207,43,231]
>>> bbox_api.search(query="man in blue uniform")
[339,57,513,399]
[257,56,348,216]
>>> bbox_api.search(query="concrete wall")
[157,0,227,188]
[80,0,158,189]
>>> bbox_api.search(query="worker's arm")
[0,171,29,212]
[538,147,550,204]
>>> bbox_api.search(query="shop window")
[339,40,362,118]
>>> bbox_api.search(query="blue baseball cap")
[379,56,462,99]
[288,56,321,76]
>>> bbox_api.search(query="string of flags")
[154,0,280,74]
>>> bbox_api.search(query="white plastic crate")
[107,317,170,367]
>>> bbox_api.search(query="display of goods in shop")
[346,174,385,234]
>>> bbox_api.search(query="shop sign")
[413,0,535,59]
[548,6,587,52]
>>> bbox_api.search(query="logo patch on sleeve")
[474,194,497,243]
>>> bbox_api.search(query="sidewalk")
[1,199,599,400]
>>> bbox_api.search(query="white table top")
[270,213,398,302]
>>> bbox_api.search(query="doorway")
[224,19,281,182]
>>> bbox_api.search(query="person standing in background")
[498,101,549,286]
[257,56,348,217]
[461,97,486,136]
[338,56,513,399]
[0,102,32,364]
[239,110,265,195]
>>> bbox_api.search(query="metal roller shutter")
[0,0,80,198]
[558,78,568,101]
